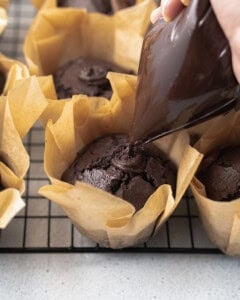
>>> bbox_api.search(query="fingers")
[151,0,188,24]
[210,0,240,40]
[150,0,240,83]
[230,29,240,83]
[210,0,240,82]
[162,0,185,21]
[150,6,162,24]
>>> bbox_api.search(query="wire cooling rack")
[0,0,220,253]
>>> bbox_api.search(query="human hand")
[150,0,240,83]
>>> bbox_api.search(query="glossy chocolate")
[53,57,131,99]
[130,0,240,143]
[62,134,176,211]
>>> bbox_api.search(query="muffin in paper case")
[24,0,156,76]
[0,76,48,228]
[191,110,240,256]
[31,0,152,12]
[0,53,30,95]
[39,73,202,248]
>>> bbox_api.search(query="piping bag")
[130,0,240,144]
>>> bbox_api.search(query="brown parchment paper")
[31,0,147,11]
[0,0,9,9]
[0,53,30,95]
[187,115,225,146]
[39,73,203,248]
[24,0,156,75]
[190,110,240,256]
[0,76,48,228]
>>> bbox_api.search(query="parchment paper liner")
[187,115,224,145]
[0,53,30,95]
[0,0,8,35]
[0,76,48,228]
[190,110,240,256]
[39,73,202,248]
[0,0,9,9]
[31,0,148,11]
[24,0,156,75]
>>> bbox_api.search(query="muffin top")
[0,70,5,94]
[62,134,176,210]
[197,146,240,201]
[57,0,135,14]
[53,57,132,99]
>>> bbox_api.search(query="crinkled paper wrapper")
[24,0,156,75]
[0,53,30,95]
[190,110,240,256]
[187,116,223,145]
[31,0,149,11]
[0,0,9,35]
[0,76,48,228]
[39,73,202,249]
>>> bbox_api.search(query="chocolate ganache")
[53,58,132,99]
[62,134,176,210]
[130,0,239,144]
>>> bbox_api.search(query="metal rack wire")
[0,0,220,253]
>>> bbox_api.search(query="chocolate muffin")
[57,0,112,13]
[53,57,132,99]
[197,146,240,201]
[0,71,5,94]
[57,0,135,14]
[62,134,176,210]
[0,174,4,191]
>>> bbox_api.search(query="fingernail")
[150,7,162,24]
[162,0,171,22]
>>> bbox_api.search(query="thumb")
[162,0,187,22]
[151,0,189,24]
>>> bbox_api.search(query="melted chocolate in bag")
[130,0,240,144]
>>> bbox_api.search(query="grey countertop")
[1,254,240,300]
